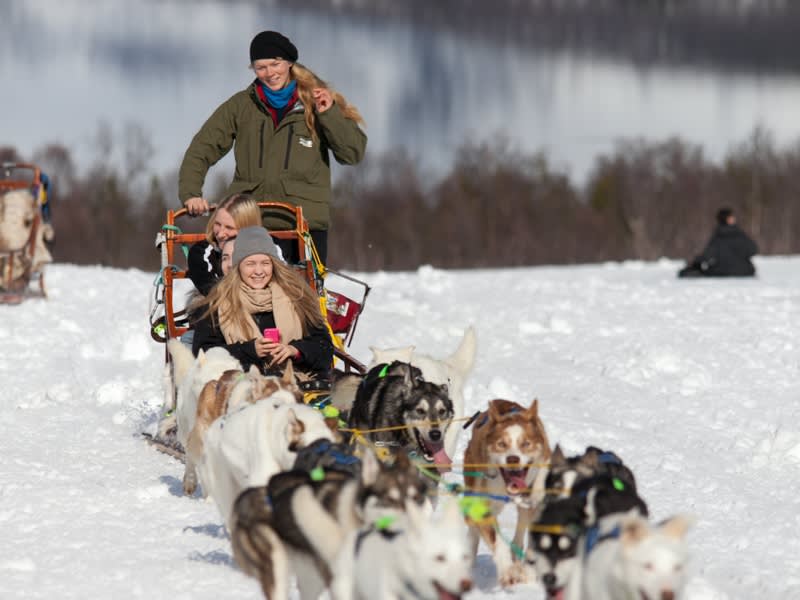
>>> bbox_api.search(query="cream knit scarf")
[219,280,303,345]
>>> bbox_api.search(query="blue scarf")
[261,80,297,109]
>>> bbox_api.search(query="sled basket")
[0,162,53,304]
[150,200,367,375]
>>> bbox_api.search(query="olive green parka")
[178,81,367,230]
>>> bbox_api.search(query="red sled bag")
[326,290,362,334]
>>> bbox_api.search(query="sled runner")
[149,201,370,413]
[0,162,54,304]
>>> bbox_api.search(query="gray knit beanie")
[232,226,281,266]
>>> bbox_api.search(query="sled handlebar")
[169,201,309,240]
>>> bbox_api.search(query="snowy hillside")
[1,257,799,599]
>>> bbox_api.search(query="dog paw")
[497,562,530,587]
[183,473,197,496]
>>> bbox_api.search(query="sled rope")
[153,263,180,288]
[161,224,189,259]
[339,414,499,436]
[415,479,527,561]
[414,463,543,507]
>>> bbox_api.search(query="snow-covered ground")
[1,257,799,599]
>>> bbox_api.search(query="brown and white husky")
[463,398,552,586]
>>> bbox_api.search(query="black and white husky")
[527,496,585,600]
[347,361,455,470]
[533,444,640,506]
[230,447,429,600]
[529,445,650,600]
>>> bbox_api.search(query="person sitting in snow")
[678,208,758,278]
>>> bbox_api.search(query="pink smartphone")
[263,328,281,343]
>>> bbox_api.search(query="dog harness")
[597,451,623,465]
[463,403,522,430]
[354,520,401,555]
[584,523,621,554]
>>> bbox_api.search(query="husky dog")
[348,361,454,471]
[463,398,552,586]
[564,511,693,600]
[199,399,335,531]
[331,498,473,600]
[182,362,302,496]
[527,496,585,600]
[539,445,639,504]
[230,448,429,600]
[165,339,241,442]
[530,448,648,599]
[366,326,476,461]
[575,474,649,526]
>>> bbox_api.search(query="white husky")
[565,511,693,600]
[166,339,241,449]
[368,326,476,461]
[331,498,473,600]
[199,398,335,531]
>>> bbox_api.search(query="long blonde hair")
[204,193,262,245]
[191,255,325,336]
[290,63,365,144]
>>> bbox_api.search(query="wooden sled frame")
[150,201,368,377]
[0,162,48,304]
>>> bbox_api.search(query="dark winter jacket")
[679,224,758,278]
[186,241,221,296]
[178,81,367,231]
[192,309,333,377]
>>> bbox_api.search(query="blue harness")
[584,523,621,554]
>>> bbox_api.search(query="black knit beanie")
[249,31,298,63]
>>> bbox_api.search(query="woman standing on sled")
[178,30,367,265]
[190,226,332,380]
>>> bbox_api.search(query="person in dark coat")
[178,30,367,265]
[678,208,758,278]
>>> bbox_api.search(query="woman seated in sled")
[190,226,332,381]
[186,193,263,296]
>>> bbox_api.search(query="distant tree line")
[329,128,800,270]
[2,126,799,272]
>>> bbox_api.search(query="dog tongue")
[431,447,452,472]
[507,473,528,493]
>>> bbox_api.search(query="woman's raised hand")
[312,88,333,113]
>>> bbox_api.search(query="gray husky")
[347,361,455,470]
[230,447,429,600]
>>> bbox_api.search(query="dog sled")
[0,162,54,304]
[148,200,371,421]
